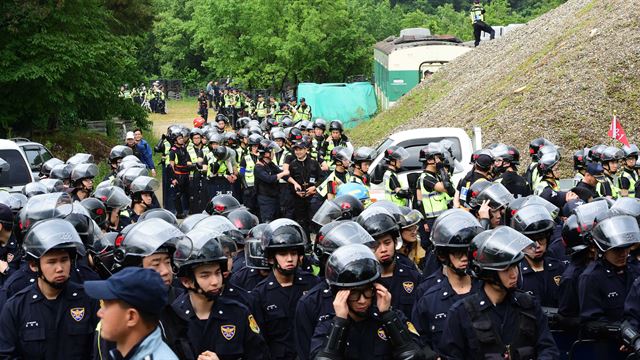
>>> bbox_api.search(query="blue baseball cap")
[587,162,604,176]
[85,267,168,315]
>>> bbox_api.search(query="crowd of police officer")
[3,110,640,359]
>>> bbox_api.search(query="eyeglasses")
[347,287,375,301]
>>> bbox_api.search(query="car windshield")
[0,149,32,187]
[375,136,463,172]
[22,145,53,171]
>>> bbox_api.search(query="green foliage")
[139,0,565,90]
[0,0,148,136]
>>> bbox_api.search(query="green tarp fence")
[297,82,378,129]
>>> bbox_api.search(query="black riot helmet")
[468,181,514,210]
[419,143,444,163]
[610,197,640,220]
[588,144,607,163]
[313,118,327,131]
[39,179,64,193]
[179,214,209,234]
[40,158,64,178]
[0,192,27,216]
[112,218,193,270]
[510,204,555,237]
[325,244,380,288]
[573,149,587,171]
[623,144,639,160]
[176,229,228,277]
[352,147,377,164]
[66,153,94,165]
[247,134,263,146]
[138,208,178,226]
[562,214,591,257]
[591,213,640,253]
[258,139,281,158]
[129,176,159,200]
[23,218,86,260]
[245,238,270,270]
[528,138,553,161]
[49,163,74,182]
[600,146,624,163]
[398,206,423,229]
[288,128,303,143]
[71,163,98,186]
[226,209,258,238]
[93,186,131,210]
[18,192,73,241]
[260,218,306,255]
[109,145,133,163]
[205,194,243,216]
[537,146,561,175]
[22,182,48,198]
[384,146,410,164]
[328,120,343,132]
[431,209,484,249]
[315,221,375,258]
[467,226,534,281]
[356,206,400,241]
[80,198,108,230]
[213,146,229,161]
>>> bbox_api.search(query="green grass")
[348,79,451,146]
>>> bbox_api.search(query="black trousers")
[473,21,495,46]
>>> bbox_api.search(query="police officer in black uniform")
[252,219,320,360]
[0,219,100,359]
[310,244,430,360]
[356,207,421,320]
[491,143,530,197]
[229,229,271,291]
[295,221,375,360]
[0,204,20,287]
[455,149,493,208]
[173,229,270,359]
[70,163,98,202]
[128,176,160,223]
[439,226,560,359]
[169,129,192,219]
[411,209,484,351]
[255,140,290,222]
[511,203,566,307]
[286,140,323,236]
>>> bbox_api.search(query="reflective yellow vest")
[418,172,448,218]
[383,169,408,206]
[256,101,267,118]
[619,169,637,198]
[318,170,352,198]
[243,154,256,187]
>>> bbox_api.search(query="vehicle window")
[0,149,32,187]
[374,138,394,158]
[21,145,52,170]
[403,146,426,171]
[399,137,463,162]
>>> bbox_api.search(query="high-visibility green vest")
[573,172,584,187]
[274,111,290,122]
[383,169,408,206]
[470,4,484,24]
[276,150,290,184]
[596,175,620,199]
[619,169,637,197]
[163,140,171,166]
[243,154,256,187]
[534,178,559,196]
[234,94,242,109]
[317,170,352,198]
[207,157,228,178]
[294,105,312,122]
[418,172,448,218]
[256,102,267,117]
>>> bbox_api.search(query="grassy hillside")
[348,0,640,173]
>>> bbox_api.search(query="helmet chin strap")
[446,262,468,277]
[35,263,68,290]
[188,272,222,302]
[274,262,296,276]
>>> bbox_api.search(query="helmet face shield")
[312,200,342,227]
[592,215,640,252]
[431,209,483,248]
[120,218,193,259]
[325,244,380,288]
[472,226,534,271]
[24,218,86,258]
[245,239,270,270]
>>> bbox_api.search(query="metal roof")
[374,33,465,55]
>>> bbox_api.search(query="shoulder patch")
[70,307,85,322]
[553,275,561,286]
[248,314,260,334]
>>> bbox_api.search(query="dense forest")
[0,0,565,133]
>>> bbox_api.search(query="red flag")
[608,113,630,146]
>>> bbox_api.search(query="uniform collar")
[519,256,558,274]
[28,281,82,304]
[265,269,311,289]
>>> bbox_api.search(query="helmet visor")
[312,200,342,226]
[324,222,376,249]
[479,183,514,209]
[245,239,270,270]
[476,226,534,271]
[592,215,640,251]
[123,218,192,258]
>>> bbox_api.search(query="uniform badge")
[70,307,85,322]
[221,325,236,340]
[553,275,561,286]
[377,327,388,341]
[248,315,260,334]
[6,253,13,263]
[406,321,419,336]
[403,281,414,294]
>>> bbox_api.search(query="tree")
[0,0,144,135]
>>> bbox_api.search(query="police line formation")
[5,112,640,360]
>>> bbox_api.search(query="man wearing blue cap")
[574,162,603,200]
[85,267,178,360]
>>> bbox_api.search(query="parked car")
[0,139,36,192]
[11,138,53,179]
